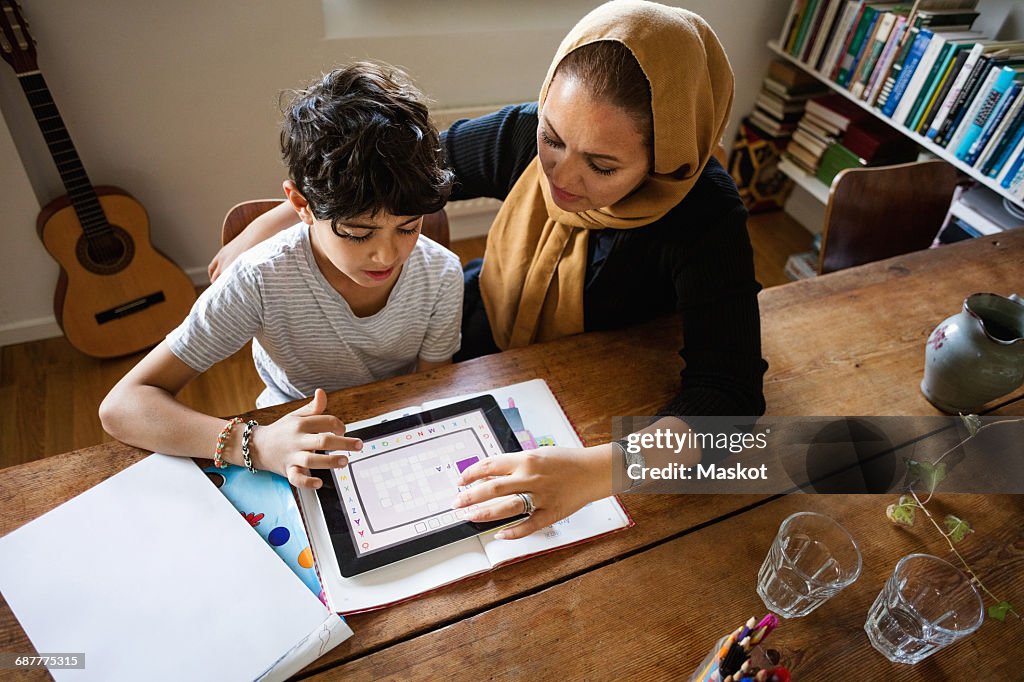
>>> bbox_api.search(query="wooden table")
[1,230,1022,680]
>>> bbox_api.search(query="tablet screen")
[340,407,503,556]
[312,395,525,577]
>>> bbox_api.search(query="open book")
[297,378,634,615]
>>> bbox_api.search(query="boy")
[100,63,463,489]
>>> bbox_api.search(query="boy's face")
[284,181,423,290]
[314,211,424,289]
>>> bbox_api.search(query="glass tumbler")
[864,553,984,664]
[757,511,862,618]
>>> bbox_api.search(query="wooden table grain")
[316,494,1024,682]
[1,229,1021,680]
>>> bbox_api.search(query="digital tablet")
[312,395,526,577]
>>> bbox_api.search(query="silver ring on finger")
[516,492,535,516]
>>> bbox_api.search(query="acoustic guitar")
[0,1,195,358]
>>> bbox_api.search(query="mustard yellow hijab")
[479,0,735,349]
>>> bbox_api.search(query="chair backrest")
[818,159,959,275]
[220,199,451,248]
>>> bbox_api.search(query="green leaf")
[886,495,917,527]
[906,459,947,493]
[959,413,982,437]
[944,515,974,544]
[989,601,1013,622]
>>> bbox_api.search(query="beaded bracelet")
[241,419,259,474]
[214,417,244,469]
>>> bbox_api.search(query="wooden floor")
[0,210,810,470]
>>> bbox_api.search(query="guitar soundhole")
[76,225,135,275]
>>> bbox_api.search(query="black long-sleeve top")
[441,103,768,417]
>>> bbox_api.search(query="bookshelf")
[767,40,1024,209]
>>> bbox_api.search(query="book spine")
[921,46,972,135]
[927,42,984,139]
[851,11,898,98]
[901,40,953,128]
[983,105,1024,177]
[882,29,934,118]
[1001,147,1024,189]
[877,21,926,111]
[801,0,832,63]
[953,66,1009,159]
[792,0,823,57]
[847,9,886,88]
[865,17,908,105]
[995,124,1024,182]
[966,82,1022,166]
[837,7,879,86]
[894,33,945,125]
[808,0,845,69]
[820,1,863,77]
[830,1,869,80]
[935,55,992,146]
[910,45,961,133]
[780,0,808,48]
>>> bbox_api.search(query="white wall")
[0,0,791,345]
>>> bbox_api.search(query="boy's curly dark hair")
[280,62,453,228]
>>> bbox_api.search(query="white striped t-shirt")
[167,223,463,408]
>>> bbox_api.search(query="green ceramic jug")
[921,293,1024,413]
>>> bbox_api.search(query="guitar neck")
[17,71,109,238]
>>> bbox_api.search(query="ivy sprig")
[886,414,1022,623]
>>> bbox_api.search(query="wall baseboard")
[0,316,64,349]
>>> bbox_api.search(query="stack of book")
[749,60,829,138]
[729,60,829,213]
[785,93,917,183]
[776,0,1024,199]
[786,93,864,174]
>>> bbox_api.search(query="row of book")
[777,0,1024,200]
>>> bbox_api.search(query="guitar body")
[37,186,196,358]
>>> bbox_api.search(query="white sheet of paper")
[0,454,348,682]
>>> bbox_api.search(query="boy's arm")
[208,201,296,282]
[99,342,360,488]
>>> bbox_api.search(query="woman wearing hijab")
[209,1,767,537]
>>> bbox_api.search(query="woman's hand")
[208,237,253,282]
[452,445,614,539]
[208,200,298,282]
[249,388,362,489]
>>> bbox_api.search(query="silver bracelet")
[612,438,646,491]
[241,420,259,474]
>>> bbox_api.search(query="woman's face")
[537,75,651,212]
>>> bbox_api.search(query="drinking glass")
[757,511,862,618]
[864,553,984,664]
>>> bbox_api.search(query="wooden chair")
[220,200,450,248]
[818,159,959,275]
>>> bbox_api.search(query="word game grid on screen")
[337,409,503,556]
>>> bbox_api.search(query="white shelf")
[778,157,832,204]
[767,40,1024,209]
